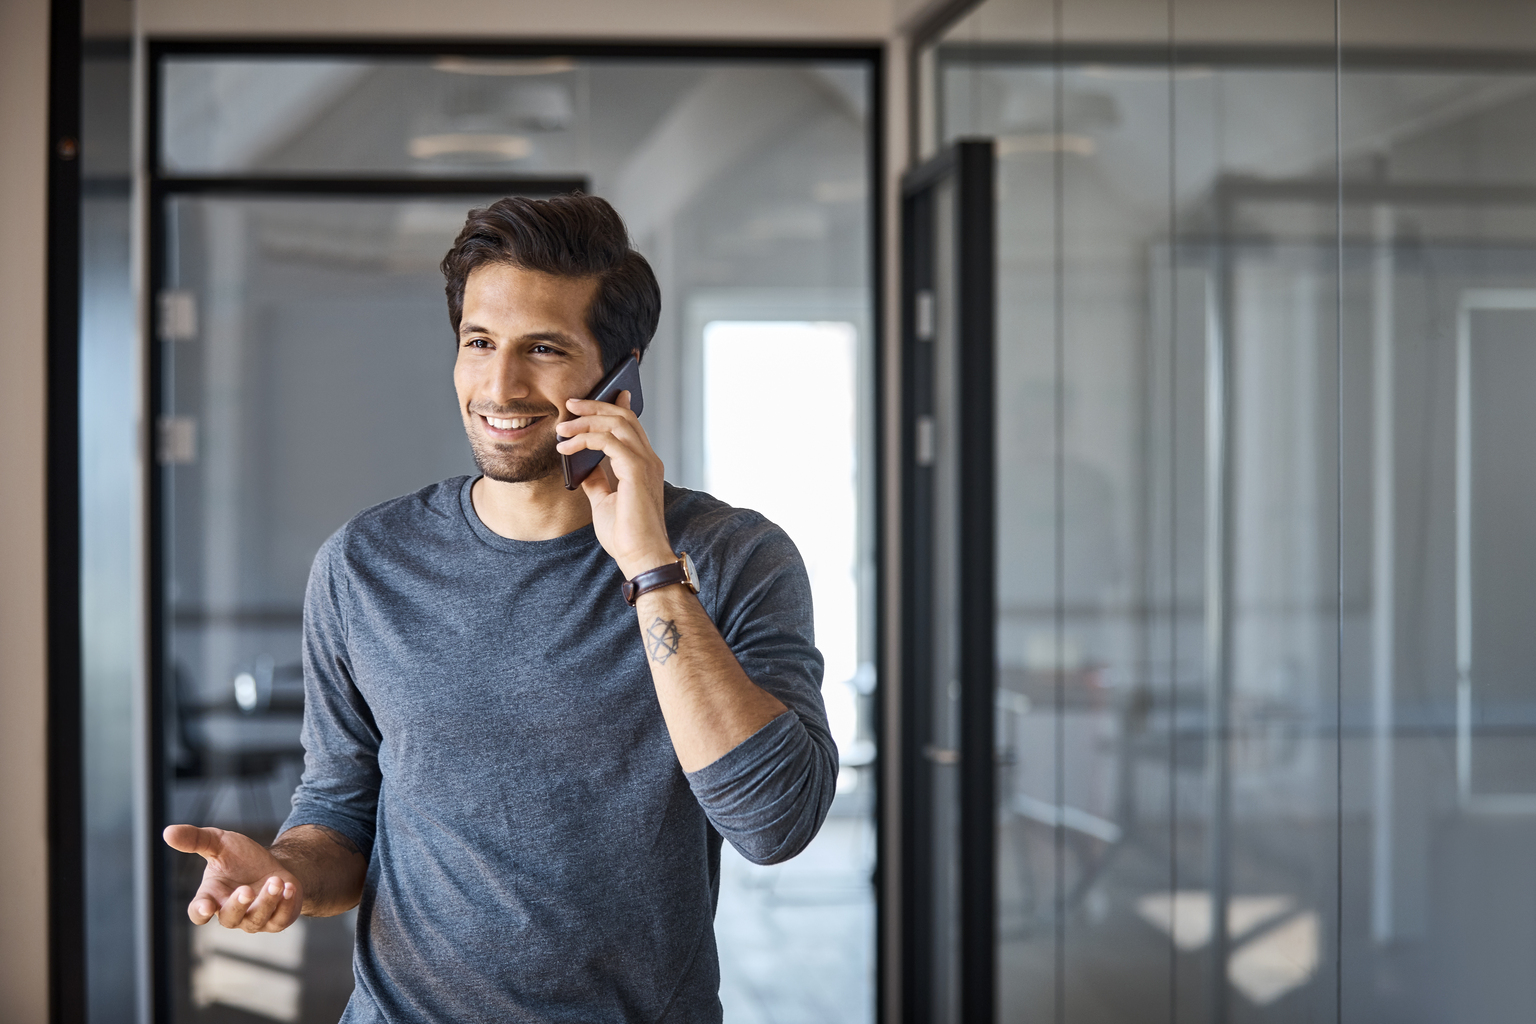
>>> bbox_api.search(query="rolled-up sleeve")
[278,532,382,860]
[683,517,837,865]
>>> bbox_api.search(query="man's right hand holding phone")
[164,822,366,932]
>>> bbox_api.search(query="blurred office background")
[6,0,1536,1021]
[910,2,1536,1023]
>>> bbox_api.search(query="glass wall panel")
[1336,52,1536,1024]
[153,53,875,1024]
[929,4,1343,1023]
[81,11,140,1020]
[921,3,1536,1023]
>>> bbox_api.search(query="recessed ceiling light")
[408,133,532,161]
[432,57,576,77]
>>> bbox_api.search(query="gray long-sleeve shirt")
[279,476,836,1023]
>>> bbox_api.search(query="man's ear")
[631,347,641,366]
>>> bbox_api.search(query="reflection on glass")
[930,4,1536,1020]
[156,54,874,1024]
[1459,303,1536,806]
[161,57,588,177]
[82,38,140,1024]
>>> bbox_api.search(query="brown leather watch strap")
[623,557,691,606]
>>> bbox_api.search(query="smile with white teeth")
[485,415,540,430]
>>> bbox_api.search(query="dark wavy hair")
[440,193,660,370]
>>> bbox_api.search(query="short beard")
[469,429,562,484]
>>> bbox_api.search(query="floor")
[715,807,877,1024]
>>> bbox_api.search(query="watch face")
[679,551,699,592]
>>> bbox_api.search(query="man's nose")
[485,351,533,402]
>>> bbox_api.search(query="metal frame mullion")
[48,0,86,1019]
[143,50,172,1020]
[899,175,937,1024]
[953,138,996,1024]
[898,138,995,1024]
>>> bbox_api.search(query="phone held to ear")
[561,355,645,490]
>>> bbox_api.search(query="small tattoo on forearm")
[646,617,681,665]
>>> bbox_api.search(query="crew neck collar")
[456,475,598,554]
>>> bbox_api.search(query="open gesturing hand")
[163,824,303,932]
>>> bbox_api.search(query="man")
[164,194,836,1022]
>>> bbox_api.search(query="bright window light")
[703,321,860,757]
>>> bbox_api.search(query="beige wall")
[0,0,52,1017]
[140,0,894,39]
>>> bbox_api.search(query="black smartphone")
[560,355,644,490]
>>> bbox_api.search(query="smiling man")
[163,194,836,1023]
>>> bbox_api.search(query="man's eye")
[463,337,492,349]
[531,344,559,355]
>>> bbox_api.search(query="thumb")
[164,824,224,860]
[581,457,619,501]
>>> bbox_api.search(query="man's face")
[454,263,605,484]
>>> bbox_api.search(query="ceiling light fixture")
[432,57,577,77]
[408,133,532,161]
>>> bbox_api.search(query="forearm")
[269,824,368,917]
[635,584,787,773]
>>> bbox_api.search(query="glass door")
[148,44,880,1024]
[899,139,996,1024]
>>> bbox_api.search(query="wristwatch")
[623,551,700,606]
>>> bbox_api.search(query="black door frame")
[47,0,85,1021]
[141,37,885,1022]
[897,138,995,1023]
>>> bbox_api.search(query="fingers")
[556,411,656,464]
[236,875,300,933]
[555,419,648,456]
[187,885,226,926]
[566,391,634,414]
[557,411,646,442]
[556,430,656,483]
[216,883,256,929]
[559,393,657,456]
[562,394,645,432]
[262,881,304,933]
[578,451,620,502]
[191,874,298,932]
[164,823,225,859]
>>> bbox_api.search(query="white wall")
[0,0,51,1017]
